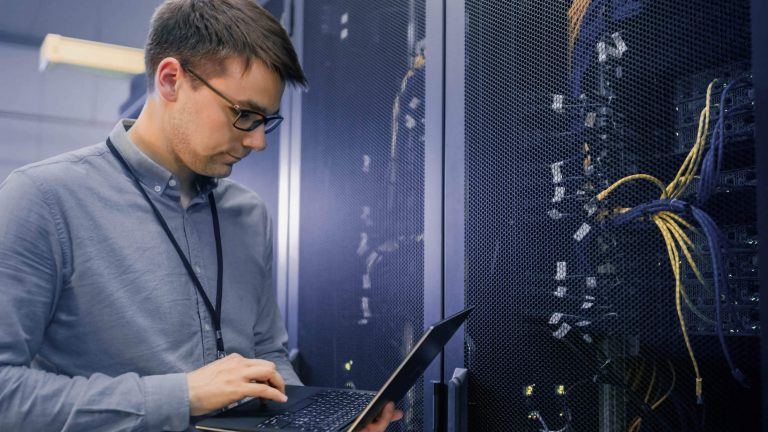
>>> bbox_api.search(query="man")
[0,1,401,430]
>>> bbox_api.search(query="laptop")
[195,307,474,432]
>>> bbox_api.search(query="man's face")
[168,57,284,179]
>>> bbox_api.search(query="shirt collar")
[108,119,219,197]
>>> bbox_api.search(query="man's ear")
[154,57,183,102]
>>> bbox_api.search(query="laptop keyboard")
[256,390,374,431]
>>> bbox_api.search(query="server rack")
[460,0,763,431]
[285,0,766,430]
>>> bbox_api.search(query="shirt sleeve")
[0,171,190,432]
[251,210,302,386]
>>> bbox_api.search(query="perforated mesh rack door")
[464,1,760,431]
[298,1,427,430]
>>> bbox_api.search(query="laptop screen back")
[345,307,474,431]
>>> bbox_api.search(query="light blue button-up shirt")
[0,120,299,431]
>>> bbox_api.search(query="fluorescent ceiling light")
[39,33,144,75]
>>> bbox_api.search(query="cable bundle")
[594,79,749,406]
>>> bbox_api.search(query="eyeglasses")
[184,66,283,133]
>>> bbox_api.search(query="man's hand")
[186,353,287,416]
[359,402,404,432]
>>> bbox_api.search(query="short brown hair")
[144,0,306,91]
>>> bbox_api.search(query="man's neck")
[127,109,197,207]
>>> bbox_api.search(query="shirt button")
[169,179,177,187]
[153,185,161,192]
[204,324,211,331]
[195,265,202,274]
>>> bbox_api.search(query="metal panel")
[297,1,428,429]
[423,0,446,430]
[464,1,760,430]
[276,0,304,350]
[443,0,466,383]
[752,0,768,430]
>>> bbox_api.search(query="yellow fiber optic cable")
[567,0,592,68]
[644,360,657,404]
[653,215,703,403]
[628,360,676,432]
[651,360,676,411]
[657,213,705,284]
[657,210,712,294]
[600,82,715,205]
[667,80,717,198]
[657,213,716,324]
[659,211,700,235]
[596,174,669,201]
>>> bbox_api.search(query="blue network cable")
[610,199,749,388]
[690,206,748,388]
[697,77,752,203]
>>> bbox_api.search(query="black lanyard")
[106,138,227,359]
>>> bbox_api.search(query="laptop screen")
[345,307,474,431]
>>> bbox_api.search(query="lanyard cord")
[106,138,227,358]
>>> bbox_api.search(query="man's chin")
[200,165,233,179]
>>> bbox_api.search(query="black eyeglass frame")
[183,66,283,133]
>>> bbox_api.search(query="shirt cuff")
[142,373,190,431]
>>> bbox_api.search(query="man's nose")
[241,126,267,151]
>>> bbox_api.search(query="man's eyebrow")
[239,100,278,115]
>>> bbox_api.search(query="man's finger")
[242,363,284,389]
[391,409,404,421]
[243,382,288,403]
[363,402,400,431]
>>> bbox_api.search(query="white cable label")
[552,94,564,112]
[575,320,591,327]
[597,32,627,63]
[553,323,572,339]
[552,187,565,203]
[549,313,564,325]
[612,32,627,54]
[586,277,597,289]
[361,206,372,226]
[581,302,594,309]
[556,262,567,280]
[584,202,597,217]
[585,112,597,127]
[598,263,615,274]
[551,161,564,184]
[597,42,607,62]
[573,223,591,242]
[357,232,369,256]
[554,286,567,297]
[405,114,416,129]
[548,209,563,220]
